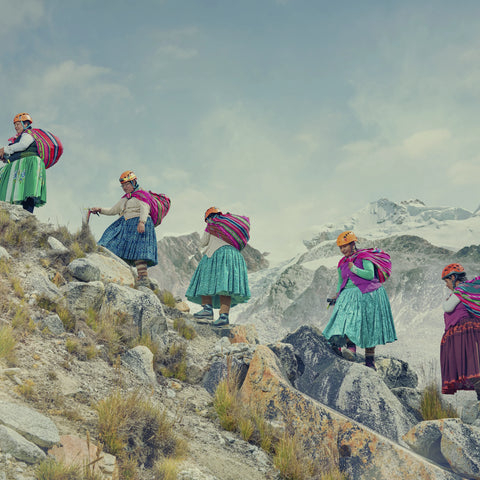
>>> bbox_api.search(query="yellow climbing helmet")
[336,231,358,247]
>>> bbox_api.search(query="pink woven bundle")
[339,248,392,283]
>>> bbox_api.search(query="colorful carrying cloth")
[0,155,46,206]
[123,190,170,227]
[454,277,480,318]
[205,213,250,250]
[27,129,63,169]
[338,248,392,283]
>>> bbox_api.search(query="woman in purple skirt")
[440,263,480,398]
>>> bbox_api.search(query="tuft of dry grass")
[420,383,458,420]
[173,317,196,340]
[96,390,186,473]
[0,325,16,363]
[16,379,36,400]
[273,432,314,480]
[154,457,181,480]
[159,342,188,381]
[161,291,176,308]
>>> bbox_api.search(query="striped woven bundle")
[454,276,480,317]
[206,213,250,250]
[339,248,392,283]
[124,190,171,227]
[28,128,63,169]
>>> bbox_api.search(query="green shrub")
[162,291,176,308]
[159,342,187,381]
[0,325,16,363]
[273,432,314,480]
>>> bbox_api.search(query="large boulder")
[281,326,417,442]
[0,425,46,464]
[240,345,459,480]
[67,258,101,282]
[404,418,480,479]
[0,401,60,448]
[102,283,167,339]
[83,252,135,286]
[122,346,156,384]
[61,281,105,317]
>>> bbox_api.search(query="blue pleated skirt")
[98,216,158,267]
[322,285,397,349]
[186,245,251,308]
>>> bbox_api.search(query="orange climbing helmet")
[119,170,137,184]
[441,263,465,280]
[336,230,358,247]
[205,207,221,221]
[13,113,32,124]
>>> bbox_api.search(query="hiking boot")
[193,304,213,320]
[365,357,377,371]
[341,345,357,361]
[137,276,155,290]
[213,313,229,327]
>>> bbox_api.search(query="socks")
[135,260,148,278]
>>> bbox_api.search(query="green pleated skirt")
[0,156,47,206]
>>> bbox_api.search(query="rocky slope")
[0,202,479,480]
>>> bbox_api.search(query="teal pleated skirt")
[0,156,46,206]
[322,286,397,349]
[186,245,251,308]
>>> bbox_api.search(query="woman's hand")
[348,261,354,271]
[89,207,101,214]
[137,221,145,233]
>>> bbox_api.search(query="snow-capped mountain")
[233,199,480,382]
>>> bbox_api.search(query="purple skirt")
[441,316,480,394]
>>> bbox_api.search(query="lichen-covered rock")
[241,345,459,480]
[229,324,259,344]
[67,257,101,282]
[122,346,156,384]
[376,357,418,389]
[61,280,105,316]
[86,251,135,286]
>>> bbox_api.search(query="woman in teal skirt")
[322,231,397,370]
[186,207,250,326]
[0,113,46,213]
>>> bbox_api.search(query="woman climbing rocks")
[186,207,251,327]
[322,230,397,369]
[89,170,158,287]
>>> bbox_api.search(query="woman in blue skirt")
[322,231,397,370]
[90,170,158,287]
[186,207,250,326]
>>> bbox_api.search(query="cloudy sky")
[1,0,479,262]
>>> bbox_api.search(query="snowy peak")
[304,198,478,250]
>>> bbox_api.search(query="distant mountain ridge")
[305,198,479,251]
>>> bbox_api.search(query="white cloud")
[0,0,45,35]
[403,128,451,158]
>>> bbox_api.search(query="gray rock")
[403,420,449,467]
[47,236,69,254]
[391,386,423,422]
[67,258,101,282]
[0,246,11,260]
[461,400,480,425]
[0,425,46,464]
[268,341,299,383]
[25,270,61,301]
[203,358,249,395]
[122,346,156,384]
[85,252,135,286]
[102,283,166,339]
[0,402,59,448]
[35,314,65,335]
[281,326,417,443]
[376,357,418,389]
[441,419,480,479]
[61,281,105,316]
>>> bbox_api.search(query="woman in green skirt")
[0,113,46,213]
[322,231,397,370]
[186,207,251,326]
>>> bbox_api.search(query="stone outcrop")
[281,326,417,442]
[0,425,46,464]
[122,346,157,384]
[240,345,460,480]
[404,418,480,479]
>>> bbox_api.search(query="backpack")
[454,276,480,318]
[205,213,250,250]
[348,248,391,283]
[27,128,63,169]
[149,191,171,227]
